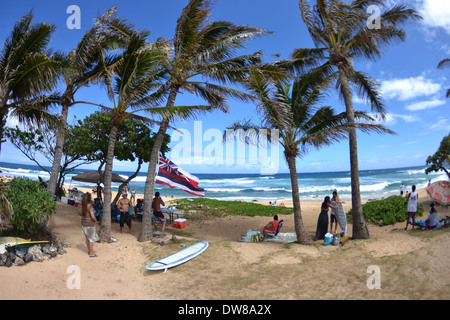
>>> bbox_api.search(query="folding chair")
[264,219,283,238]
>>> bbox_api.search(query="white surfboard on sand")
[146,241,208,273]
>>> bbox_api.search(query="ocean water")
[0,161,446,202]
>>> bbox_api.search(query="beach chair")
[264,219,283,238]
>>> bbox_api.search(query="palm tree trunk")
[338,68,370,239]
[99,124,119,242]
[112,158,142,206]
[138,87,178,242]
[137,116,171,242]
[0,110,6,156]
[47,103,69,198]
[286,151,311,244]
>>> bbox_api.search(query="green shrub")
[347,195,424,226]
[175,198,293,217]
[5,177,56,233]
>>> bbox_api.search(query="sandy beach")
[1,180,449,300]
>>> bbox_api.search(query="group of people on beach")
[92,183,138,207]
[404,184,439,231]
[314,189,347,241]
[80,189,167,258]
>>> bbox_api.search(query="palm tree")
[95,8,223,241]
[294,0,421,239]
[47,6,123,198]
[230,69,394,244]
[94,23,169,242]
[137,0,270,242]
[0,11,61,155]
[437,58,450,98]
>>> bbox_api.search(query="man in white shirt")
[405,185,418,230]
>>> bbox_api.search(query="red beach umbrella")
[426,181,450,206]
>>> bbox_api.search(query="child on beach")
[405,185,418,230]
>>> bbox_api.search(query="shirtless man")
[118,194,134,234]
[152,192,166,233]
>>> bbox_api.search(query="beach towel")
[239,231,297,243]
[331,200,347,236]
[265,233,297,243]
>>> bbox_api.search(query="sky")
[0,0,449,175]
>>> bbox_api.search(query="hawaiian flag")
[155,152,205,197]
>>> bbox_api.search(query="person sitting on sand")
[262,215,280,236]
[152,192,166,233]
[425,203,438,230]
[81,193,99,257]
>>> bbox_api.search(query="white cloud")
[380,76,442,101]
[369,113,420,126]
[406,99,446,111]
[429,118,450,131]
[394,114,421,123]
[417,0,450,35]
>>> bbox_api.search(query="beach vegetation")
[425,134,450,179]
[5,123,96,198]
[227,70,392,244]
[347,195,424,227]
[294,0,422,239]
[0,11,62,156]
[137,0,271,242]
[175,198,292,217]
[70,111,171,206]
[0,181,13,228]
[46,6,127,198]
[4,177,56,233]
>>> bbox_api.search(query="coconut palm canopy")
[0,1,448,175]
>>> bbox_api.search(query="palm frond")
[438,59,450,69]
[349,69,385,115]
[144,105,214,122]
[8,102,60,129]
[174,0,212,56]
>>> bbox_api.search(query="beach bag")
[128,205,133,216]
[323,233,333,246]
[331,234,340,246]
[251,234,263,242]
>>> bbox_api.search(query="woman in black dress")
[314,196,339,241]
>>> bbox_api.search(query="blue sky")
[1,0,449,175]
